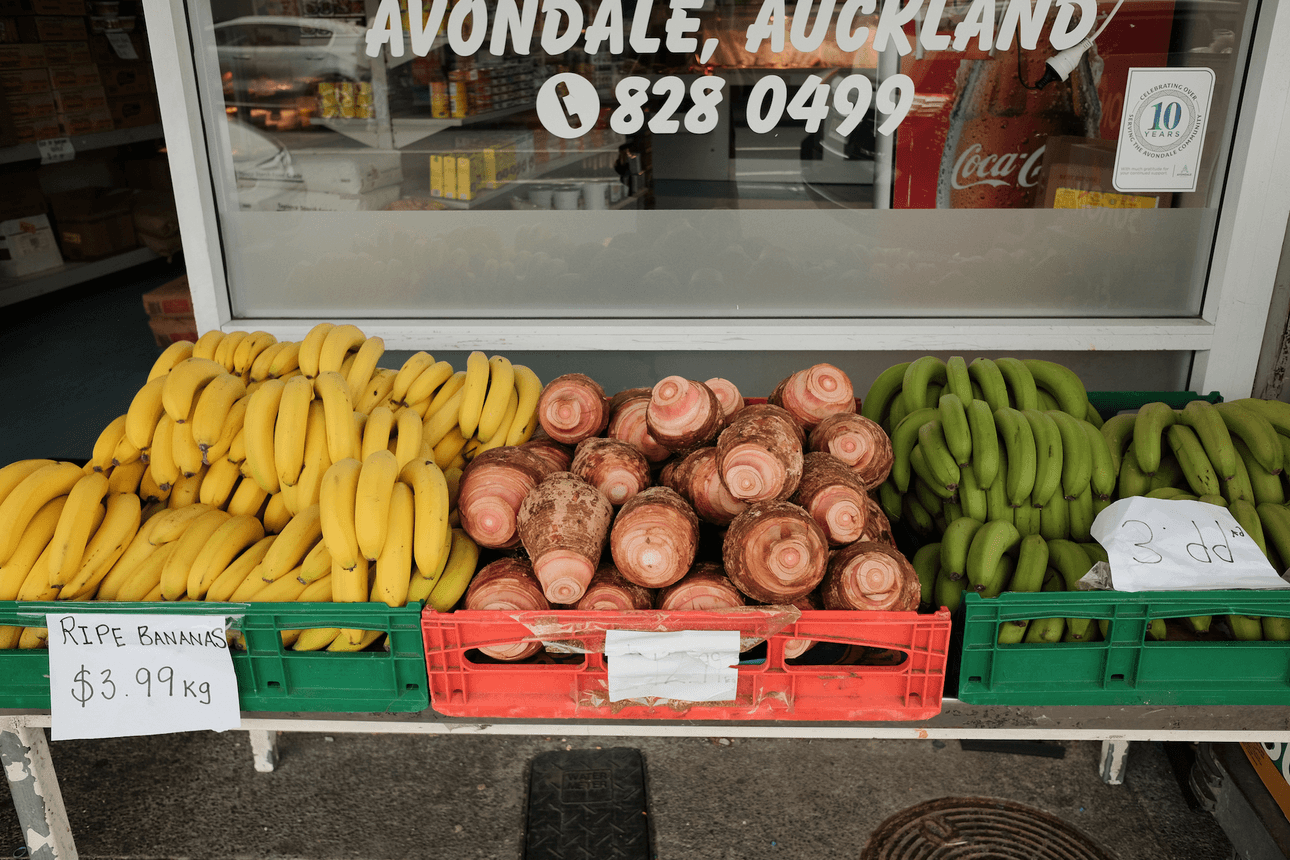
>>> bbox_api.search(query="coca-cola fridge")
[895,1,1177,209]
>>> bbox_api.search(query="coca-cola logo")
[951,144,1046,190]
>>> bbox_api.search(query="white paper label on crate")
[605,630,739,703]
[46,614,240,741]
[105,30,138,59]
[36,138,74,165]
[1113,67,1214,193]
[1090,498,1290,592]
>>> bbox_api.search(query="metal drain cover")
[861,796,1115,860]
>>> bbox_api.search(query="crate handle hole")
[968,676,982,683]
[1109,674,1125,681]
[267,680,281,688]
[405,683,419,690]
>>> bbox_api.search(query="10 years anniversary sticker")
[1114,67,1215,194]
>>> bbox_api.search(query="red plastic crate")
[421,607,951,721]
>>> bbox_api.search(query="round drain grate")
[861,796,1115,860]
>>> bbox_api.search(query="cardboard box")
[87,14,132,32]
[87,28,140,62]
[1039,137,1173,210]
[106,93,155,127]
[0,17,19,42]
[47,186,137,260]
[0,0,85,15]
[0,43,45,68]
[141,273,192,317]
[16,15,88,41]
[123,154,170,191]
[51,83,105,112]
[14,113,61,139]
[429,154,443,198]
[0,213,64,278]
[58,105,110,134]
[292,151,402,195]
[46,62,98,88]
[146,315,198,349]
[97,62,148,96]
[0,94,16,145]
[5,89,55,117]
[41,38,87,64]
[0,66,48,92]
[455,153,485,202]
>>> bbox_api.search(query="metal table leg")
[1,722,77,860]
[247,728,278,773]
[1100,738,1131,785]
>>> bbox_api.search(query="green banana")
[1084,402,1104,429]
[1198,494,1228,507]
[1146,487,1197,501]
[877,480,903,522]
[1132,402,1178,476]
[1234,437,1284,505]
[938,393,972,466]
[917,419,962,492]
[887,394,910,432]
[1023,359,1088,418]
[1229,498,1268,558]
[1079,541,1109,566]
[968,357,1010,413]
[902,356,948,415]
[966,399,1000,489]
[1023,569,1067,643]
[1009,534,1050,593]
[1013,502,1041,537]
[1039,493,1069,540]
[985,446,1013,526]
[1023,409,1063,509]
[965,520,1021,593]
[1223,444,1256,505]
[1256,502,1290,570]
[910,446,955,499]
[934,566,966,613]
[1068,484,1094,541]
[1148,452,1184,492]
[1186,615,1212,634]
[1100,412,1136,477]
[1082,419,1116,501]
[911,542,942,609]
[1262,617,1290,641]
[1216,401,1283,475]
[995,357,1039,411]
[1047,539,1096,640]
[890,407,941,493]
[994,407,1037,508]
[1118,442,1153,499]
[979,553,1015,599]
[957,463,989,523]
[901,495,936,538]
[943,498,965,523]
[1229,614,1264,641]
[1167,423,1221,497]
[914,476,945,517]
[1046,410,1092,500]
[1178,399,1238,482]
[861,361,910,425]
[1232,397,1290,439]
[1037,390,1060,412]
[940,516,986,581]
[944,356,974,404]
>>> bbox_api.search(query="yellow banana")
[0,459,57,508]
[205,394,249,464]
[292,627,342,651]
[354,367,398,416]
[228,561,272,601]
[187,514,265,599]
[356,450,399,562]
[161,357,227,423]
[148,502,216,545]
[172,411,206,478]
[199,456,243,509]
[315,370,361,464]
[432,426,470,471]
[191,330,225,361]
[205,534,277,602]
[167,465,207,509]
[93,516,160,601]
[47,471,110,586]
[297,538,333,584]
[475,355,515,443]
[327,629,383,652]
[404,360,455,408]
[110,433,142,468]
[298,323,335,379]
[333,555,370,646]
[320,458,363,570]
[213,330,248,373]
[274,374,314,490]
[262,492,293,534]
[477,389,518,454]
[426,528,481,611]
[139,464,170,505]
[344,335,385,400]
[362,405,396,462]
[317,324,366,375]
[423,386,467,449]
[372,482,413,606]
[227,427,247,466]
[392,406,424,472]
[107,459,147,495]
[115,542,176,601]
[504,364,543,446]
[89,414,128,473]
[0,462,91,567]
[61,492,143,600]
[457,350,490,439]
[294,401,331,511]
[190,373,247,459]
[400,457,450,579]
[233,331,277,378]
[258,503,323,583]
[147,339,195,382]
[408,524,454,599]
[266,341,302,379]
[125,375,168,450]
[226,476,269,518]
[149,413,180,491]
[392,351,436,405]
[0,496,67,600]
[160,508,232,600]
[249,568,308,602]
[249,340,287,383]
[243,377,287,494]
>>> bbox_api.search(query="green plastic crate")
[957,590,1290,706]
[1086,390,1222,420]
[0,601,429,713]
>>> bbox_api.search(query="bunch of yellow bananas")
[0,322,534,651]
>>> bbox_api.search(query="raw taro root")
[570,437,651,506]
[715,404,805,503]
[657,562,745,610]
[783,591,822,660]
[808,413,894,488]
[646,376,725,452]
[722,501,829,604]
[610,486,700,589]
[520,430,575,473]
[517,471,614,605]
[463,557,550,661]
[575,562,655,611]
[791,452,870,546]
[769,363,856,430]
[859,494,895,546]
[665,446,748,526]
[457,446,553,549]
[704,378,745,419]
[606,388,672,464]
[820,541,920,612]
[537,373,610,445]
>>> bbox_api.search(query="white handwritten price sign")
[46,613,240,741]
[605,629,739,703]
[1090,498,1290,592]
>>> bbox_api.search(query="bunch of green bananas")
[864,356,1112,543]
